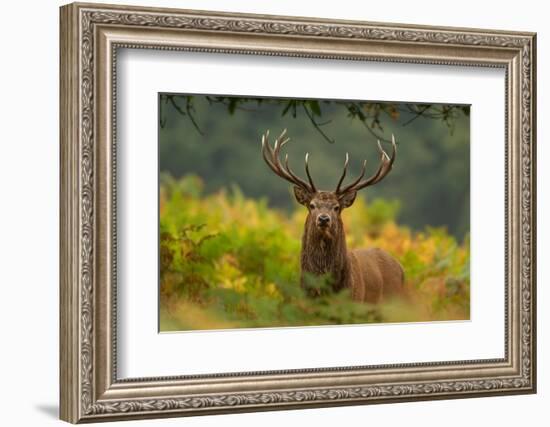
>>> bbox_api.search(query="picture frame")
[59,2,536,423]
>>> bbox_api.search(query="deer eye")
[309,203,316,210]
[333,205,340,212]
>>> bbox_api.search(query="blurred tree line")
[159,94,470,239]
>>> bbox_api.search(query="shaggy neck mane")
[300,215,349,292]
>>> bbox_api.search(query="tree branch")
[302,103,335,144]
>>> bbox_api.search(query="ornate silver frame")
[60,2,537,423]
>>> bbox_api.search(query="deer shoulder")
[349,248,405,303]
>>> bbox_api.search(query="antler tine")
[273,129,290,161]
[363,140,391,184]
[261,131,279,172]
[261,129,316,193]
[304,153,317,192]
[262,130,292,181]
[274,130,308,187]
[358,136,397,189]
[284,154,313,190]
[335,152,349,193]
[337,159,367,194]
[338,135,397,195]
[368,136,397,185]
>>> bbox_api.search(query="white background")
[118,50,504,377]
[0,0,546,426]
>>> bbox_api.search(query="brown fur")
[297,190,405,303]
[260,129,403,303]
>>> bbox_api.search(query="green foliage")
[160,175,470,331]
[159,95,470,239]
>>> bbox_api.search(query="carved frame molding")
[60,2,536,423]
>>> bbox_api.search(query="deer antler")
[335,134,397,195]
[261,129,317,193]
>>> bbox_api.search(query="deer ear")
[293,186,312,206]
[339,191,357,209]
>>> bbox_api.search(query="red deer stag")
[261,129,404,303]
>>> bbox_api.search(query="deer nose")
[317,214,330,226]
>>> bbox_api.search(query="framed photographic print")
[59,2,537,423]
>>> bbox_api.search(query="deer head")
[261,129,397,240]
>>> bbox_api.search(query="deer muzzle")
[317,213,331,228]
